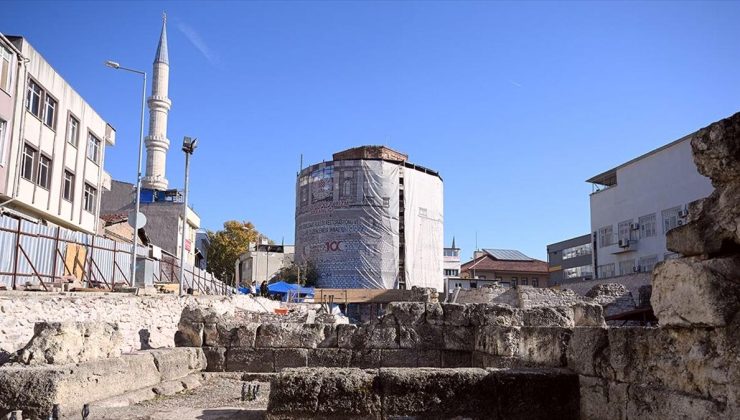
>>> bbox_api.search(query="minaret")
[142,13,171,191]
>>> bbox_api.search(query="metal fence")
[0,216,232,295]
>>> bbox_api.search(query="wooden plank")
[313,288,417,304]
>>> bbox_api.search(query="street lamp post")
[179,137,198,296]
[105,60,146,288]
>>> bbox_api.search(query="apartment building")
[0,35,114,234]
[235,243,295,288]
[546,234,593,286]
[588,134,713,279]
[443,238,461,279]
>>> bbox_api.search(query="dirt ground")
[92,374,270,420]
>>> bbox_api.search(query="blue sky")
[3,1,739,261]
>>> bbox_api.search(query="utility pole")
[179,137,198,296]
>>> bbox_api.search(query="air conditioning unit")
[630,223,640,231]
[678,209,689,218]
[633,266,641,273]
[618,239,630,248]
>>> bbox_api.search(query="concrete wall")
[589,137,713,278]
[0,38,18,191]
[0,292,279,356]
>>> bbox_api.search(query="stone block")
[225,348,274,372]
[468,304,522,326]
[517,327,571,367]
[336,324,358,349]
[443,326,475,351]
[573,302,606,327]
[13,322,123,365]
[385,302,426,325]
[349,349,381,369]
[202,347,226,372]
[425,303,444,325]
[254,323,301,348]
[229,323,259,348]
[652,256,740,327]
[318,324,338,348]
[149,348,205,381]
[152,379,184,396]
[274,348,308,371]
[378,368,489,417]
[626,383,731,420]
[266,368,381,419]
[441,350,472,368]
[398,324,444,349]
[577,376,627,420]
[488,368,580,419]
[308,348,351,367]
[566,328,609,377]
[474,325,520,357]
[441,303,470,326]
[521,306,574,327]
[416,350,441,367]
[380,349,417,367]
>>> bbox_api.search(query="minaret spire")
[142,13,172,191]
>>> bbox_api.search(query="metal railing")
[0,215,232,295]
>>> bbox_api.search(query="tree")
[272,260,319,287]
[206,220,262,286]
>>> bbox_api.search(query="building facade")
[235,243,295,288]
[460,249,548,288]
[443,238,461,280]
[295,146,444,291]
[588,134,714,279]
[0,35,114,234]
[546,234,593,286]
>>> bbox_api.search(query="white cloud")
[176,20,220,67]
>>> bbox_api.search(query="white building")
[443,237,461,279]
[295,146,444,291]
[235,243,295,287]
[588,134,714,279]
[0,34,114,234]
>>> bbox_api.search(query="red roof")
[461,254,548,274]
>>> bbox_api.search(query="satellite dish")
[127,211,147,229]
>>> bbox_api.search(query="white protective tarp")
[295,160,400,289]
[402,167,444,291]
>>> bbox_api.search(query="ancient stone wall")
[0,292,279,358]
[177,301,605,372]
[556,273,651,305]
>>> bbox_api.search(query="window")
[618,220,633,242]
[511,277,518,287]
[597,263,615,278]
[43,94,56,128]
[37,155,51,189]
[444,248,460,257]
[67,116,79,146]
[598,226,614,248]
[470,282,477,289]
[443,269,459,276]
[618,259,635,276]
[562,243,591,260]
[1,45,12,93]
[0,118,7,164]
[340,170,354,200]
[639,255,658,273]
[563,265,593,279]
[21,144,36,181]
[83,183,97,213]
[662,207,682,233]
[26,79,42,117]
[87,133,101,163]
[639,213,657,238]
[532,278,539,287]
[63,170,74,201]
[521,278,528,286]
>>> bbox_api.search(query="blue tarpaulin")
[267,281,314,301]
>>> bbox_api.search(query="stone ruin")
[0,112,739,419]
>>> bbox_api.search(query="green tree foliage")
[272,260,319,287]
[206,220,262,286]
